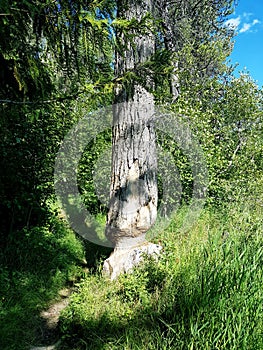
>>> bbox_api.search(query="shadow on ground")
[0,217,112,350]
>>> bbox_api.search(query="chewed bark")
[105,89,158,245]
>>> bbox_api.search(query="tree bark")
[105,0,158,249]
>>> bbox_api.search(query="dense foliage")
[0,0,113,240]
[0,0,246,238]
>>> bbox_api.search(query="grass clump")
[59,201,263,350]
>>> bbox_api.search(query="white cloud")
[224,13,261,34]
[239,23,251,33]
[225,16,241,29]
[243,12,253,20]
[239,18,260,33]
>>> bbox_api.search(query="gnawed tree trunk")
[106,92,157,245]
[103,0,162,279]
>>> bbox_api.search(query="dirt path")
[30,288,72,350]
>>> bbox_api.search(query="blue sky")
[225,0,263,88]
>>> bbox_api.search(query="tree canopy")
[0,0,262,243]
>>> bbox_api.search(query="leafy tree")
[0,1,113,243]
[150,0,236,102]
[3,0,257,264]
[102,0,239,278]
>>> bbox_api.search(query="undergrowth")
[0,215,87,350]
[1,183,262,350]
[58,196,263,350]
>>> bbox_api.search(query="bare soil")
[30,288,72,350]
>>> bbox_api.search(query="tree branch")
[209,139,245,186]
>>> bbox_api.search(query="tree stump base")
[103,239,162,280]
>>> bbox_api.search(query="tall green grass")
[1,181,262,350]
[59,199,263,350]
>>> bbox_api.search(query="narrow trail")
[30,288,72,350]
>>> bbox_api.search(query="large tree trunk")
[103,0,161,279]
[106,89,157,246]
